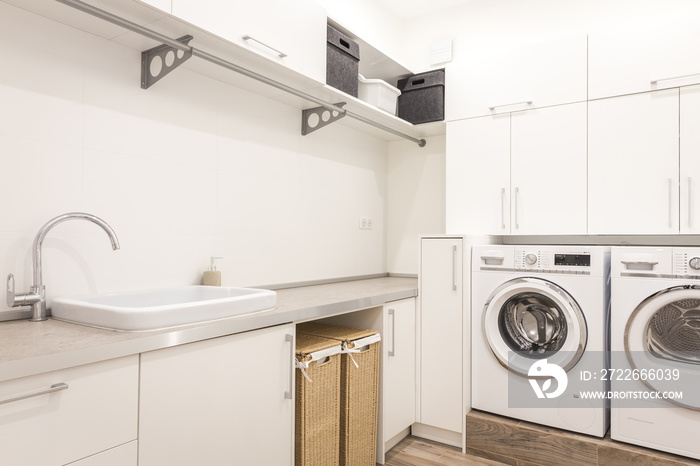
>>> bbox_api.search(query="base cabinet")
[138,324,295,466]
[0,356,138,466]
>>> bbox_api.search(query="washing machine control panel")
[515,248,593,274]
[672,248,700,277]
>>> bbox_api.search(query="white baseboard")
[411,422,462,448]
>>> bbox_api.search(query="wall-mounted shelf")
[6,0,445,145]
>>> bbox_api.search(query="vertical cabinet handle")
[452,245,458,291]
[388,309,396,357]
[689,177,693,228]
[668,178,673,229]
[284,334,294,400]
[500,187,506,229]
[514,187,520,230]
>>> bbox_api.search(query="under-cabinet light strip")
[55,0,427,147]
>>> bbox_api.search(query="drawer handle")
[0,382,68,406]
[241,35,287,58]
[489,100,532,111]
[651,72,700,84]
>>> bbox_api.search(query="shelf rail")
[55,0,427,147]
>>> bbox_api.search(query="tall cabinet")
[417,236,464,446]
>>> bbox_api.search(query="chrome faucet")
[6,212,120,322]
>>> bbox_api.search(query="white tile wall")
[0,2,388,316]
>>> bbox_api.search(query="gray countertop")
[0,277,418,383]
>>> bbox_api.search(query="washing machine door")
[483,277,587,377]
[625,285,700,409]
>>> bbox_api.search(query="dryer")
[471,245,610,437]
[611,246,700,459]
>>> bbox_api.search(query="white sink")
[51,286,277,331]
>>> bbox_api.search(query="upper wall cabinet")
[447,102,587,235]
[171,0,326,83]
[588,90,680,234]
[680,85,700,234]
[445,34,587,121]
[589,22,700,100]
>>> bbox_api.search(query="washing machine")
[471,245,610,437]
[611,246,700,459]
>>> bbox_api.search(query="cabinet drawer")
[0,356,138,466]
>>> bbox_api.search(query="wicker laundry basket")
[297,323,381,466]
[295,333,342,466]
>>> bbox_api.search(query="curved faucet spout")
[6,212,120,322]
[32,212,120,289]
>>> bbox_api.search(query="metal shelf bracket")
[301,103,347,136]
[141,35,193,89]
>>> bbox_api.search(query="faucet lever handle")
[6,274,15,308]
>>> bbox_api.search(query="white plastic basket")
[357,74,401,115]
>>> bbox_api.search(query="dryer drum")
[646,298,700,363]
[498,292,569,358]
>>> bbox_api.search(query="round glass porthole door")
[483,277,587,376]
[625,285,700,409]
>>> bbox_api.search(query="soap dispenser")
[202,256,223,286]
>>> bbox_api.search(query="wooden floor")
[383,410,700,465]
[383,436,506,466]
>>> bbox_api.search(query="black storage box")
[397,70,445,124]
[326,24,360,97]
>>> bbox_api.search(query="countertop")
[0,276,418,382]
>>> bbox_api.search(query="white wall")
[0,2,388,316]
[387,137,445,274]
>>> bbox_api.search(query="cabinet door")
[420,238,463,434]
[589,21,700,99]
[446,115,510,234]
[171,0,325,82]
[510,102,587,235]
[588,90,679,234]
[383,298,416,441]
[681,85,700,233]
[139,324,295,466]
[446,34,587,121]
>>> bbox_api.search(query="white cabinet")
[382,298,416,456]
[589,21,700,100]
[0,356,138,466]
[446,34,587,121]
[681,85,700,233]
[419,237,463,438]
[171,0,326,82]
[588,90,680,234]
[446,114,510,235]
[447,103,587,235]
[139,324,295,466]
